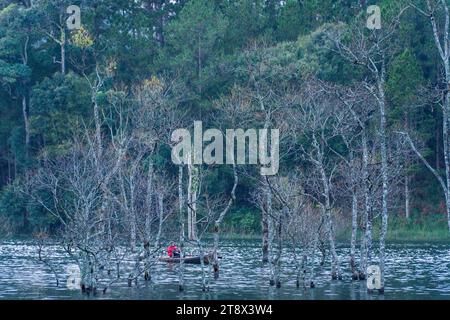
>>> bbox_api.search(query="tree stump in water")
[213,264,219,279]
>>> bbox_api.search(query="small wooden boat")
[159,253,214,265]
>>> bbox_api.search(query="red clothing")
[167,245,179,257]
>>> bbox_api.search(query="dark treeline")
[0,0,450,293]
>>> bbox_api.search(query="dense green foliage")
[0,0,447,237]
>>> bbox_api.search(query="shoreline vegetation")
[4,214,450,243]
[337,214,450,242]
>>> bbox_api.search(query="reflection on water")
[0,240,450,300]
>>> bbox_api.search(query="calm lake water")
[1,239,450,300]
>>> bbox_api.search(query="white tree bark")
[212,164,238,278]
[187,164,198,240]
[262,203,269,263]
[22,95,30,152]
[60,25,66,74]
[145,163,154,242]
[21,35,30,153]
[266,182,275,286]
[144,163,153,281]
[377,65,389,293]
[178,165,185,291]
[317,147,341,280]
[405,173,410,220]
[359,132,372,280]
[350,192,358,280]
[154,193,164,249]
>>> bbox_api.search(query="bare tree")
[281,176,322,289]
[328,6,409,290]
[288,80,344,280]
[328,84,377,280]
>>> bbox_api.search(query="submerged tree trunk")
[130,175,137,252]
[273,208,284,288]
[178,166,185,291]
[350,192,358,280]
[212,164,238,279]
[262,204,269,263]
[318,161,341,280]
[187,164,198,240]
[378,66,389,293]
[308,238,318,288]
[197,240,208,291]
[443,95,450,231]
[144,163,153,281]
[266,183,275,286]
[349,147,358,280]
[154,193,164,249]
[359,131,372,280]
[145,163,154,240]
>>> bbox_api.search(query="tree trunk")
[197,240,208,291]
[144,163,154,280]
[405,173,410,220]
[378,67,389,293]
[262,205,269,263]
[319,163,341,280]
[436,110,441,170]
[154,193,164,249]
[212,164,237,278]
[22,95,30,154]
[93,99,102,161]
[350,192,358,280]
[359,137,372,281]
[404,113,410,220]
[130,176,137,252]
[273,208,284,288]
[178,166,185,291]
[266,183,275,286]
[145,163,154,242]
[187,164,198,240]
[21,35,30,156]
[443,93,450,231]
[61,26,66,74]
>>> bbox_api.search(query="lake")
[1,239,450,300]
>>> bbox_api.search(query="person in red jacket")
[167,242,180,258]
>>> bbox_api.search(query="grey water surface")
[1,239,450,300]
